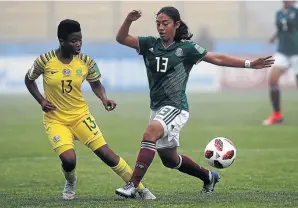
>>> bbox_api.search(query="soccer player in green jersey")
[115,7,274,199]
[264,0,298,125]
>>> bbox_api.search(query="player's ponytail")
[175,20,193,41]
[157,6,193,41]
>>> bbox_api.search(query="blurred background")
[0,1,297,93]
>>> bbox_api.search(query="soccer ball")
[204,137,236,169]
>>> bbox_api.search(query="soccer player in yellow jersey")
[24,19,155,200]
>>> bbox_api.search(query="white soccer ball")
[204,137,236,169]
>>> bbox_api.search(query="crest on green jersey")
[175,48,183,57]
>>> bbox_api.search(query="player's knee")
[142,131,158,143]
[269,78,279,86]
[270,83,279,91]
[269,67,284,85]
[61,159,76,172]
[142,121,164,142]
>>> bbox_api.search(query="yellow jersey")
[27,50,101,124]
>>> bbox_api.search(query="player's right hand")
[40,99,56,113]
[126,10,142,21]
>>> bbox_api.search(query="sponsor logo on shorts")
[53,135,60,143]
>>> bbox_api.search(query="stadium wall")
[0,42,296,94]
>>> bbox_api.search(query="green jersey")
[138,36,207,111]
[276,7,298,56]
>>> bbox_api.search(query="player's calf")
[93,144,119,167]
[159,153,180,169]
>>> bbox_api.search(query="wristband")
[245,60,251,68]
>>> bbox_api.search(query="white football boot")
[137,187,156,200]
[115,182,137,199]
[62,178,77,200]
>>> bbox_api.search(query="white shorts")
[273,52,298,74]
[149,106,189,150]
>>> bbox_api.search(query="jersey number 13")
[156,57,168,73]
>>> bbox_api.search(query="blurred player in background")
[115,7,274,199]
[24,19,155,200]
[264,0,298,125]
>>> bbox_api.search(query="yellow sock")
[61,167,76,183]
[111,157,145,191]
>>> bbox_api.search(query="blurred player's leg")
[158,147,220,193]
[59,148,77,200]
[263,54,287,126]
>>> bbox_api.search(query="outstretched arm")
[89,80,116,111]
[203,52,274,69]
[116,10,142,50]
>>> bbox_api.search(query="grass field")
[0,91,297,208]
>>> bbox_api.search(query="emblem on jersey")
[53,135,60,143]
[175,48,183,57]
[62,69,71,77]
[195,44,205,54]
[149,47,154,53]
[290,12,296,19]
[76,68,83,77]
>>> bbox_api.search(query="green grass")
[0,91,297,208]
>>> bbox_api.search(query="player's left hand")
[102,99,117,111]
[251,56,275,69]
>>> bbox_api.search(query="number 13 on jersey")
[156,57,168,73]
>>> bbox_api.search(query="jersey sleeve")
[27,56,46,80]
[188,42,208,65]
[137,36,156,55]
[86,57,101,82]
